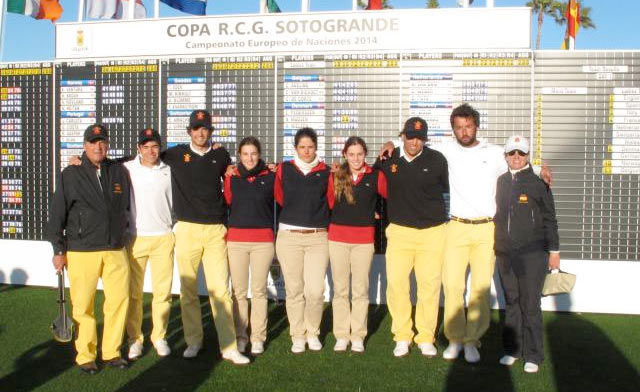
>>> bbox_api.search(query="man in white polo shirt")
[124,128,175,360]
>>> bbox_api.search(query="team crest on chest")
[183,153,191,162]
[391,164,398,173]
[518,194,528,203]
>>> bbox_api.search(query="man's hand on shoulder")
[378,141,395,161]
[225,164,236,177]
[541,162,553,186]
[68,155,81,166]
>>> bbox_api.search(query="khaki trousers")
[126,232,175,345]
[275,230,329,340]
[442,220,496,345]
[385,223,445,344]
[329,241,374,341]
[227,241,274,344]
[175,221,237,352]
[67,249,130,365]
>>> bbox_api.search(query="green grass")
[0,284,638,392]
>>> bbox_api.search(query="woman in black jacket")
[494,135,560,374]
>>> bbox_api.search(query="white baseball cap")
[504,135,530,154]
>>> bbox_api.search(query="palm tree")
[526,0,564,49]
[557,0,596,43]
[426,0,440,8]
[358,0,393,9]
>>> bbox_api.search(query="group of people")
[47,104,560,375]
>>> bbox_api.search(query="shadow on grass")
[444,319,514,392]
[547,296,639,392]
[115,297,221,392]
[265,301,288,347]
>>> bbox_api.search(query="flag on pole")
[7,0,63,22]
[160,0,206,15]
[561,0,580,50]
[87,0,118,18]
[267,0,281,13]
[117,0,147,19]
[366,0,382,10]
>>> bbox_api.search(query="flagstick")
[78,0,85,22]
[154,0,159,18]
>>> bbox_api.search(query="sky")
[1,0,638,62]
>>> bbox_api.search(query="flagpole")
[154,0,159,18]
[260,0,267,14]
[128,0,135,19]
[352,0,357,11]
[78,0,85,21]
[486,0,494,7]
[301,0,309,13]
[0,0,5,61]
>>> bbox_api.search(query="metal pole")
[0,0,6,61]
[352,0,357,11]
[154,0,159,18]
[301,0,309,13]
[78,0,85,21]
[260,0,267,14]
[128,0,136,19]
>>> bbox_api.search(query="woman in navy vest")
[274,127,331,354]
[224,137,275,356]
[327,137,387,353]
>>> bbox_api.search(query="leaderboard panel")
[55,60,159,170]
[535,51,640,261]
[277,54,401,163]
[0,62,53,240]
[160,57,276,162]
[401,51,532,147]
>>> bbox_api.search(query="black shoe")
[105,357,129,369]
[78,361,99,375]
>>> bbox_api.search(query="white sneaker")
[307,336,322,351]
[499,355,518,366]
[291,339,306,354]
[250,341,264,355]
[128,342,143,360]
[524,362,539,373]
[443,342,463,360]
[236,337,248,353]
[418,343,437,357]
[393,341,410,357]
[351,339,365,353]
[153,339,171,357]
[334,339,349,352]
[183,344,202,359]
[222,349,250,365]
[464,343,481,363]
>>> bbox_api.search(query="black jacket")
[46,155,130,254]
[494,165,559,255]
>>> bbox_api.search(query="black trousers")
[497,250,548,364]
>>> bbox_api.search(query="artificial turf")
[0,284,638,392]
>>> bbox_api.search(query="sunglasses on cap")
[507,150,528,157]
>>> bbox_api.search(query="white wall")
[1,240,638,315]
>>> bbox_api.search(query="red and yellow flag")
[562,0,580,49]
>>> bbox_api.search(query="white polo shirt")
[124,156,174,237]
[432,138,506,219]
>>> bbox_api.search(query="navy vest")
[331,171,379,227]
[279,162,330,228]
[228,171,275,229]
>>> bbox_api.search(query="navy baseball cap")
[188,110,213,131]
[84,124,109,142]
[138,128,161,146]
[402,117,428,140]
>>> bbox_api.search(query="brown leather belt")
[287,229,327,234]
[450,216,493,225]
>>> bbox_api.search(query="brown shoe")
[105,357,129,369]
[78,361,98,375]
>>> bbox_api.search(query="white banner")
[55,8,531,59]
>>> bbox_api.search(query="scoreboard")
[0,62,53,240]
[0,50,638,261]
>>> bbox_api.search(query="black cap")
[188,110,213,131]
[138,127,161,145]
[84,124,109,142]
[402,117,428,140]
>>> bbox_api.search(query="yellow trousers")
[442,220,496,345]
[126,232,175,346]
[385,223,445,344]
[66,249,130,365]
[174,221,237,353]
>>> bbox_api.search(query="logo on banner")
[72,28,91,54]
